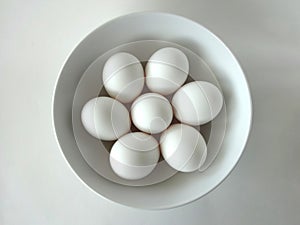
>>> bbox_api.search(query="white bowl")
[52,12,252,209]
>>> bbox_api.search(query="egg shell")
[81,97,130,141]
[146,47,189,95]
[110,132,160,180]
[160,124,207,172]
[172,81,223,125]
[131,93,173,134]
[103,52,144,103]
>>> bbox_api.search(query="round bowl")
[52,12,252,209]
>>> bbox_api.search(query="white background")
[1,0,300,224]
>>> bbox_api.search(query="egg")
[172,81,223,126]
[110,132,160,180]
[145,47,189,95]
[131,93,173,134]
[81,97,130,141]
[103,52,144,103]
[160,124,207,172]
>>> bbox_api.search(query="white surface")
[1,0,300,224]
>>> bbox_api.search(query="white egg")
[131,93,173,134]
[81,97,130,141]
[160,124,207,172]
[172,81,223,125]
[103,52,144,103]
[146,47,189,95]
[110,132,160,180]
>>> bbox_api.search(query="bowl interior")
[72,39,227,187]
[53,12,252,209]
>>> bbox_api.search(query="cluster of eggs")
[81,47,224,180]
